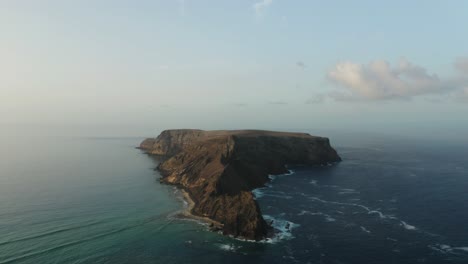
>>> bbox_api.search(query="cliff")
[139,129,341,240]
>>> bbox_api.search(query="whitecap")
[430,244,468,254]
[269,170,295,182]
[453,247,468,252]
[439,244,452,250]
[297,210,336,222]
[263,215,300,242]
[252,189,265,199]
[308,196,419,232]
[360,226,371,233]
[218,243,240,252]
[338,191,360,195]
[368,210,386,219]
[297,210,309,216]
[400,221,417,231]
[262,193,293,199]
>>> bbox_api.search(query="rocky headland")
[139,129,341,240]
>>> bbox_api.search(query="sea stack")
[139,129,341,240]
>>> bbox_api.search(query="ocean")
[1,125,467,263]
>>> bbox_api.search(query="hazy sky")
[1,1,468,135]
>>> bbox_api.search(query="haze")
[1,1,468,140]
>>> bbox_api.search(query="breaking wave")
[263,215,300,243]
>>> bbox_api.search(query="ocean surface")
[1,126,467,264]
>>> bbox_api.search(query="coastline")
[141,129,340,240]
[179,189,224,229]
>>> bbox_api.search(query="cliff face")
[139,129,341,240]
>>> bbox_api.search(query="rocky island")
[139,129,341,240]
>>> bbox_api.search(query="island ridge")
[139,129,341,240]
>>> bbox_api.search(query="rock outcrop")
[139,129,341,240]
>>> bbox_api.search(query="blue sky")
[1,1,468,136]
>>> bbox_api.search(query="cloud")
[305,94,325,104]
[455,57,468,74]
[253,0,273,17]
[296,61,306,69]
[463,87,468,100]
[455,87,468,103]
[327,58,468,101]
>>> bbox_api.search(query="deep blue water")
[1,126,467,263]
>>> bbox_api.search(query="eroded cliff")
[139,129,341,240]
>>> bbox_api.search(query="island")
[139,129,341,241]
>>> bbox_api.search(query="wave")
[400,221,417,230]
[224,215,300,245]
[261,193,293,199]
[430,244,468,255]
[263,215,300,243]
[297,210,336,222]
[456,247,468,252]
[0,229,126,264]
[0,215,169,264]
[217,243,242,252]
[0,220,105,246]
[307,181,360,197]
[252,188,265,199]
[268,170,295,182]
[360,226,371,233]
[338,191,360,195]
[253,170,295,199]
[308,196,418,232]
[252,187,293,200]
[169,212,211,227]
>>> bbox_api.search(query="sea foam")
[263,215,300,243]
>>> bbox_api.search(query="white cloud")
[253,0,273,17]
[327,58,468,101]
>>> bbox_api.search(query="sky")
[1,0,468,137]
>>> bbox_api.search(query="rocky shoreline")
[139,129,341,240]
[179,188,224,231]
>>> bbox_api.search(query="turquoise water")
[0,133,182,263]
[1,126,468,263]
[0,127,287,263]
